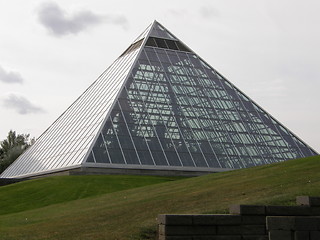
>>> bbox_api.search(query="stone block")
[241,215,266,225]
[310,207,320,216]
[193,214,241,225]
[242,225,266,235]
[268,230,292,240]
[217,225,242,235]
[193,236,241,240]
[158,214,193,225]
[266,206,310,216]
[242,236,268,240]
[229,205,266,215]
[266,216,295,230]
[310,231,320,240]
[294,217,320,230]
[158,236,192,240]
[294,231,310,240]
[296,196,320,207]
[159,225,216,236]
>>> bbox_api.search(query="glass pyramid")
[1,21,317,179]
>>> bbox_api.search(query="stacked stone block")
[158,196,320,240]
[158,213,268,240]
[267,216,320,240]
[229,205,269,240]
[266,196,320,240]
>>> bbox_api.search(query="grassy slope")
[0,175,182,215]
[0,155,320,240]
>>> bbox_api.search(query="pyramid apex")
[152,19,161,25]
[132,20,177,43]
[147,20,178,41]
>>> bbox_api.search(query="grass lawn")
[0,155,320,239]
[0,175,182,215]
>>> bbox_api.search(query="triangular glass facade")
[1,21,317,178]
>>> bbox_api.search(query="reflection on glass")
[91,45,316,169]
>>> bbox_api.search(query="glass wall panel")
[122,149,140,165]
[191,153,208,167]
[151,151,168,166]
[87,152,95,163]
[165,151,182,166]
[108,149,125,164]
[92,134,110,163]
[137,150,154,165]
[83,32,318,170]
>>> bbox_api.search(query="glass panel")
[92,134,110,163]
[179,152,195,167]
[191,153,207,167]
[122,149,140,165]
[86,152,95,163]
[146,37,157,47]
[108,149,125,164]
[137,150,154,165]
[154,38,168,49]
[204,154,221,168]
[165,151,182,166]
[151,151,168,166]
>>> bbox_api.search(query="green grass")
[0,175,182,215]
[0,155,320,240]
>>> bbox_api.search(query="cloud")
[37,2,128,36]
[0,65,24,84]
[168,9,189,17]
[199,5,220,19]
[2,93,45,115]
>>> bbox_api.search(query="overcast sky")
[0,0,319,153]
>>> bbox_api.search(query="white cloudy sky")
[0,0,319,152]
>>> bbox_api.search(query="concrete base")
[71,166,217,177]
[30,166,216,178]
[11,163,231,179]
[0,178,25,186]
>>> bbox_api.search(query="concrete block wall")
[158,214,267,240]
[157,196,320,240]
[267,216,320,240]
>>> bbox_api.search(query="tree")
[0,130,34,174]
